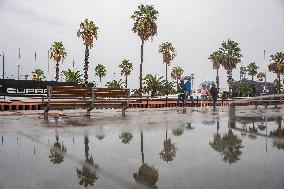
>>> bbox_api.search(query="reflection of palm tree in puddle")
[248,122,258,139]
[119,132,133,144]
[76,135,98,188]
[270,117,284,137]
[210,120,244,164]
[222,129,243,163]
[96,126,105,141]
[209,120,223,152]
[49,131,67,165]
[160,129,177,162]
[133,132,159,188]
[271,117,284,150]
[172,127,184,136]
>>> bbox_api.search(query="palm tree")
[143,74,163,97]
[119,59,133,88]
[237,82,254,97]
[269,52,284,93]
[208,50,223,92]
[62,69,82,85]
[49,42,67,82]
[106,79,124,88]
[77,19,99,85]
[171,66,184,91]
[95,64,106,83]
[161,80,176,95]
[159,42,177,94]
[219,39,242,93]
[131,4,159,93]
[32,68,45,81]
[257,72,266,82]
[247,62,259,81]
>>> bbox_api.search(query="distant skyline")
[0,0,284,89]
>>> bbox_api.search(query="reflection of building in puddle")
[273,140,284,150]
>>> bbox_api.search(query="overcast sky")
[0,0,283,89]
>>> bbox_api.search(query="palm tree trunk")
[227,69,233,95]
[166,63,168,96]
[140,131,144,164]
[252,75,253,81]
[99,76,101,83]
[55,61,59,82]
[278,74,281,93]
[216,69,219,93]
[84,45,89,85]
[139,40,144,95]
[84,135,89,160]
[176,78,179,91]
[125,75,128,88]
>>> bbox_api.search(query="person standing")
[177,79,185,106]
[183,79,192,105]
[210,84,218,109]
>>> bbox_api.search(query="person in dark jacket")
[183,79,192,105]
[210,84,218,109]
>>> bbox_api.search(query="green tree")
[219,39,242,93]
[131,4,159,93]
[237,82,254,97]
[208,50,223,92]
[77,19,99,85]
[171,66,184,91]
[159,42,177,95]
[143,74,163,97]
[95,64,106,83]
[119,59,133,88]
[161,81,176,95]
[49,42,67,82]
[247,62,259,81]
[62,69,82,85]
[269,52,284,93]
[106,79,124,88]
[32,68,45,81]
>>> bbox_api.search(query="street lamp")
[0,54,4,80]
[190,73,194,89]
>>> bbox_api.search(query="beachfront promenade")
[0,98,233,111]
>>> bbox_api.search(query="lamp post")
[0,54,4,80]
[190,73,194,90]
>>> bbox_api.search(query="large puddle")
[0,106,284,189]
